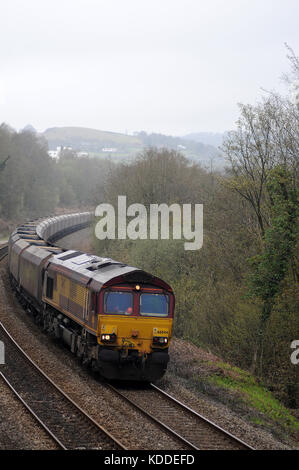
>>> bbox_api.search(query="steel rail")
[150,383,254,450]
[105,382,199,450]
[0,320,127,450]
[0,371,66,450]
[105,381,254,451]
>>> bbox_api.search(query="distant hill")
[183,132,226,149]
[43,126,225,167]
[44,127,141,153]
[23,124,37,133]
[134,131,224,165]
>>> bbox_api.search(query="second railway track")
[105,382,254,450]
[0,320,126,450]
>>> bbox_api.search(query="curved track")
[0,315,126,450]
[1,241,254,450]
[0,244,8,261]
[105,381,254,450]
[0,371,65,449]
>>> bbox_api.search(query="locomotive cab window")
[46,276,54,299]
[140,293,168,317]
[104,291,133,314]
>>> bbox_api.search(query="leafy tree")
[247,166,298,374]
[0,124,57,219]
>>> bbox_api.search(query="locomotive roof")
[47,250,172,292]
[47,250,140,288]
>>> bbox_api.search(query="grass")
[160,338,298,447]
[208,361,299,434]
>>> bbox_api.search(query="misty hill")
[183,132,226,148]
[44,127,142,154]
[43,126,225,167]
[135,131,223,165]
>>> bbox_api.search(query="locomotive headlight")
[153,336,168,345]
[101,333,117,343]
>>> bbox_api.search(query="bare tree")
[221,93,299,238]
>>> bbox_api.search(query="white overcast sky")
[1,0,298,135]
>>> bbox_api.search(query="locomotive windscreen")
[104,291,133,314]
[140,293,169,317]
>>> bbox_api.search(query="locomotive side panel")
[9,239,30,283]
[19,246,52,304]
[43,270,96,335]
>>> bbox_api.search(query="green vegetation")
[208,361,299,434]
[246,167,298,374]
[94,144,298,409]
[162,338,298,442]
[0,124,57,220]
[0,125,113,222]
[92,50,299,412]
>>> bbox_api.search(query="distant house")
[48,145,88,160]
[102,147,117,153]
[77,151,89,158]
[48,148,60,159]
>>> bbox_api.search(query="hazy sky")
[1,0,298,135]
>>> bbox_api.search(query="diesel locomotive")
[8,213,174,381]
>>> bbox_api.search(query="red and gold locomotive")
[9,213,174,381]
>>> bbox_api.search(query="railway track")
[105,382,254,450]
[0,372,64,449]
[0,242,253,450]
[0,320,126,450]
[0,244,8,262]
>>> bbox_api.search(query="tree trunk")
[250,299,273,375]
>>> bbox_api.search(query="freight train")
[8,213,174,381]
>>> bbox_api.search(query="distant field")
[89,150,140,161]
[44,126,142,149]
[43,126,224,167]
